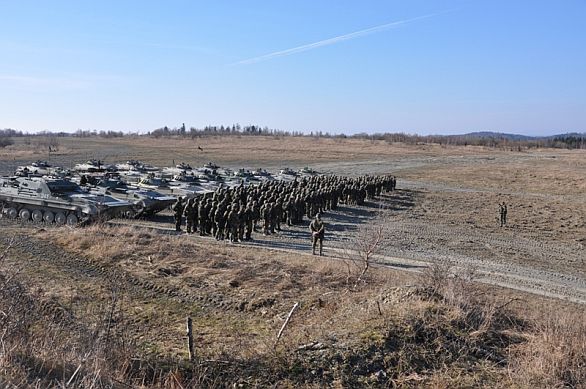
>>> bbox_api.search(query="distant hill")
[461,131,585,140]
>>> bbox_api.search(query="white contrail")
[231,12,440,66]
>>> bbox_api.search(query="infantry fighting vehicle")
[0,176,133,225]
[15,160,52,176]
[161,162,193,178]
[15,161,72,178]
[298,167,319,176]
[74,160,116,173]
[276,167,298,182]
[92,179,175,216]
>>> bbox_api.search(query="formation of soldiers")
[172,174,397,243]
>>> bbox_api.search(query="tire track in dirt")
[1,234,244,312]
[108,216,586,305]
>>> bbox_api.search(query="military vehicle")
[276,168,298,182]
[86,177,175,217]
[103,188,176,216]
[161,162,193,178]
[15,160,52,176]
[252,168,275,182]
[298,166,318,176]
[74,160,116,173]
[0,176,133,225]
[136,176,170,190]
[115,160,158,172]
[15,161,72,178]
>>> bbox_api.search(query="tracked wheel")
[44,211,55,223]
[5,207,18,219]
[55,212,66,225]
[66,214,78,226]
[32,209,43,222]
[19,208,31,221]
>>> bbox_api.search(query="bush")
[0,136,14,148]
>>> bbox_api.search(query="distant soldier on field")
[172,197,185,232]
[309,213,325,256]
[499,202,508,227]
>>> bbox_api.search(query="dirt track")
[105,188,585,305]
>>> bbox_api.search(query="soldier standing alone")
[309,213,325,256]
[500,202,508,227]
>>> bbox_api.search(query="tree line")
[1,127,585,150]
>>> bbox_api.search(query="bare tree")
[344,210,391,290]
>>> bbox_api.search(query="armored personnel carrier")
[0,176,132,225]
[74,160,116,173]
[93,181,175,217]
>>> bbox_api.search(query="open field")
[1,136,585,387]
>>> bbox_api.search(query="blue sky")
[1,1,584,136]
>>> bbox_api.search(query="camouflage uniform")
[244,204,254,240]
[309,214,325,256]
[261,202,272,235]
[214,205,226,240]
[237,206,246,241]
[227,206,240,242]
[172,197,185,232]
[198,199,209,236]
[184,198,197,234]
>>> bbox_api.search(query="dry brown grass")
[0,225,565,387]
[1,135,585,386]
[0,135,506,166]
[508,309,586,388]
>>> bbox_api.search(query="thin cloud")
[231,12,441,66]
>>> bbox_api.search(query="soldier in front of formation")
[309,213,325,256]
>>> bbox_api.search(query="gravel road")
[101,188,585,304]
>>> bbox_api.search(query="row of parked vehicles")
[1,160,319,225]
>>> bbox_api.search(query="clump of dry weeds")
[508,309,586,388]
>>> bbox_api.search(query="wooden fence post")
[186,317,195,361]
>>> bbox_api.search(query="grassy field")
[0,136,585,387]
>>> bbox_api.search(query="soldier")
[214,204,226,240]
[192,197,199,233]
[198,198,208,236]
[309,213,325,256]
[500,202,508,227]
[227,205,240,243]
[172,196,185,232]
[184,198,196,234]
[261,202,272,235]
[244,203,254,241]
[285,196,295,226]
[251,200,261,231]
[237,205,246,241]
[272,199,282,232]
[210,200,218,237]
[204,198,213,235]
